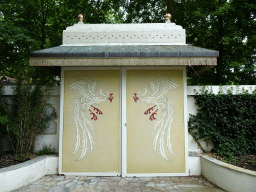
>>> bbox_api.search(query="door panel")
[126,69,185,174]
[62,70,120,173]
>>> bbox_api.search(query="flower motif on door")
[69,78,113,160]
[134,77,178,161]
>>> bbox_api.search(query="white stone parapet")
[62,22,186,46]
[0,156,58,192]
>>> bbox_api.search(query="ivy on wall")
[189,87,256,161]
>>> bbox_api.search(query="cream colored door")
[62,70,120,174]
[126,69,186,174]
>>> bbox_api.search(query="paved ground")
[13,175,226,192]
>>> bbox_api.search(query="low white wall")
[34,90,60,153]
[187,85,256,175]
[0,156,58,192]
[201,155,256,192]
[188,85,256,95]
[2,86,60,153]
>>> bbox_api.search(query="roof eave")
[29,57,217,67]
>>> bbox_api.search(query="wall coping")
[201,155,256,192]
[0,155,58,192]
[202,155,256,177]
[3,85,256,96]
[1,85,60,96]
[62,22,186,46]
[187,85,256,95]
[0,155,57,173]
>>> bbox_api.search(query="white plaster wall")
[33,87,60,153]
[2,85,60,153]
[186,85,256,175]
[3,85,256,176]
[62,23,186,46]
[188,156,201,175]
[187,85,256,95]
[187,96,212,154]
[187,95,202,175]
[0,156,58,192]
[201,155,256,192]
[34,94,60,153]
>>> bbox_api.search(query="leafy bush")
[189,87,256,161]
[0,82,9,136]
[7,79,55,159]
[36,144,56,156]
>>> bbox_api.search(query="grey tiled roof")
[29,45,219,58]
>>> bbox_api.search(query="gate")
[60,67,187,176]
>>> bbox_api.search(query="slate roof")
[29,45,219,58]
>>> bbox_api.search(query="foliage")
[93,0,256,85]
[120,0,166,23]
[108,0,256,85]
[175,0,256,85]
[1,0,256,85]
[0,82,9,136]
[189,87,256,161]
[0,0,123,83]
[106,0,175,23]
[0,22,34,79]
[7,77,55,159]
[36,144,56,156]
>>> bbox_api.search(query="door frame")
[59,66,188,176]
[59,67,122,176]
[121,66,188,177]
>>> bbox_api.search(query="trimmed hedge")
[189,87,256,161]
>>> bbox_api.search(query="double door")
[60,67,187,176]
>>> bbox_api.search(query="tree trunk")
[41,22,46,49]
[166,0,175,22]
[216,13,224,84]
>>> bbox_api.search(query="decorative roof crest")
[62,14,186,46]
[164,13,172,23]
[78,13,84,22]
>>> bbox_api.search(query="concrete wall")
[34,87,60,153]
[2,85,256,176]
[0,155,58,192]
[2,86,60,153]
[201,155,256,192]
[187,85,256,175]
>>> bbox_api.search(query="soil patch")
[208,153,256,171]
[1,153,256,172]
[0,154,36,169]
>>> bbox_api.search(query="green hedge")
[189,87,256,161]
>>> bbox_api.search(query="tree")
[106,0,256,85]
[7,77,55,158]
[166,0,175,22]
[0,0,113,84]
[0,82,9,138]
[105,0,166,23]
[0,0,60,84]
[1,0,255,85]
[175,0,256,85]
[0,22,35,79]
